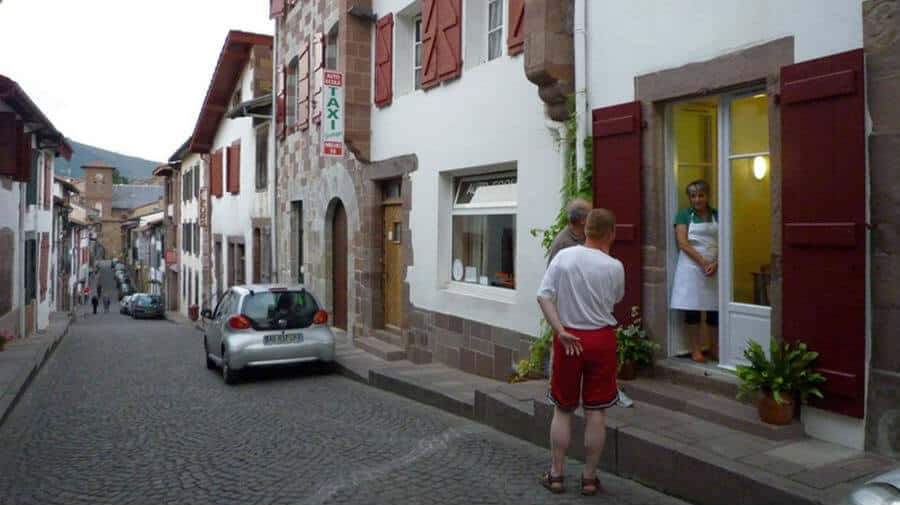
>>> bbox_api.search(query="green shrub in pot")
[736,337,826,405]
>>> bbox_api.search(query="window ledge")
[443,281,516,304]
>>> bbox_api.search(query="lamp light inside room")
[753,155,768,180]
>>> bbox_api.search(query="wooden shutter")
[298,42,310,130]
[507,0,526,55]
[311,33,325,124]
[437,0,462,82]
[16,122,31,182]
[781,49,866,418]
[420,0,440,89]
[227,142,241,194]
[39,232,49,301]
[276,65,287,140]
[210,149,224,198]
[43,153,51,209]
[269,0,285,19]
[375,14,394,108]
[0,112,17,178]
[592,101,642,326]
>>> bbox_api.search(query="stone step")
[619,377,806,441]
[654,358,742,399]
[355,336,406,362]
[373,328,403,348]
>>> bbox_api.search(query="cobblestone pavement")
[0,269,689,505]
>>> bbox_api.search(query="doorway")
[331,201,348,330]
[666,90,772,369]
[382,203,403,332]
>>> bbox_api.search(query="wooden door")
[332,202,348,330]
[252,228,261,284]
[382,204,403,329]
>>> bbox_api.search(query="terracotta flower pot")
[758,391,794,425]
[618,361,637,381]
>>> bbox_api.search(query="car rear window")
[241,290,320,330]
[134,295,160,307]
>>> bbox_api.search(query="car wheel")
[222,349,239,385]
[204,337,216,370]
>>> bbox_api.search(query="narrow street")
[0,265,687,505]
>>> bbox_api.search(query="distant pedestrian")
[91,296,99,315]
[97,284,103,299]
[537,209,623,496]
[103,296,111,313]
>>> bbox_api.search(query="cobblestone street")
[0,273,687,505]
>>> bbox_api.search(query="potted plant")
[615,306,658,380]
[736,337,826,425]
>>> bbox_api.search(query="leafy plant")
[735,337,826,405]
[615,306,659,369]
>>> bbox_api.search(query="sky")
[0,0,274,162]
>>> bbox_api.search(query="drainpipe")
[271,23,280,284]
[18,182,26,337]
[574,0,588,190]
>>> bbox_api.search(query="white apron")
[671,217,718,311]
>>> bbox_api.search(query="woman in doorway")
[671,180,719,362]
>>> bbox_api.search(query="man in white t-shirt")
[537,208,624,496]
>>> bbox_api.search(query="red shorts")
[548,327,618,411]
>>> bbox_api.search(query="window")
[26,151,38,205]
[487,0,503,61]
[182,267,186,299]
[255,124,269,190]
[413,16,423,90]
[215,239,223,300]
[241,290,320,330]
[24,238,36,301]
[451,172,517,290]
[193,164,199,199]
[193,223,199,255]
[286,57,298,127]
[230,86,242,111]
[187,267,192,305]
[194,271,199,306]
[325,23,339,71]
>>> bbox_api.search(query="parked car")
[120,295,133,315]
[119,283,134,299]
[202,285,335,385]
[131,294,163,319]
[848,468,900,505]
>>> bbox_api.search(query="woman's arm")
[675,224,709,268]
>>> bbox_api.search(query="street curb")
[0,313,75,429]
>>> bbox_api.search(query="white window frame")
[487,0,504,61]
[413,16,423,90]
[448,171,518,297]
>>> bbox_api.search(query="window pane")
[451,214,515,289]
[415,69,422,90]
[488,31,502,61]
[731,94,768,155]
[489,0,502,29]
[455,173,517,206]
[414,18,421,43]
[415,44,421,66]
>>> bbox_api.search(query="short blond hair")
[585,208,616,240]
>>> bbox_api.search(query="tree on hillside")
[112,169,129,184]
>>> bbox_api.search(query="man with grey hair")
[546,199,633,408]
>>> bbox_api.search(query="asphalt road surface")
[0,265,689,505]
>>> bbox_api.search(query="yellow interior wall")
[730,96,771,305]
[674,103,718,210]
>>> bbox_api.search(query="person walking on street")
[537,209,624,496]
[103,295,111,313]
[548,199,634,408]
[97,284,102,299]
[91,295,99,315]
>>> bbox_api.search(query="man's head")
[567,198,592,229]
[585,208,616,246]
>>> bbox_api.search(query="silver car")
[847,468,900,505]
[201,285,336,384]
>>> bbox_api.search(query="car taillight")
[228,315,252,330]
[313,310,328,325]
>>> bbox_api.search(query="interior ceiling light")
[753,155,768,180]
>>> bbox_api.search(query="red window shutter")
[375,14,394,108]
[39,232,49,301]
[298,42,310,130]
[43,153,51,210]
[269,0,285,19]
[16,121,31,183]
[781,49,866,418]
[436,0,462,82]
[592,101,642,326]
[276,65,287,140]
[0,112,17,177]
[311,32,325,124]
[227,142,241,194]
[420,0,440,89]
[211,149,224,198]
[507,0,526,55]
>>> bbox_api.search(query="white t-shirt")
[537,245,625,330]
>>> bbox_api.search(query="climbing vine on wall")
[515,96,593,380]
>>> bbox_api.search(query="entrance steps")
[354,336,406,361]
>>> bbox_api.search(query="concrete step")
[354,336,406,362]
[619,377,806,441]
[654,357,742,399]
[373,328,403,348]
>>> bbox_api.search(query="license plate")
[264,333,304,345]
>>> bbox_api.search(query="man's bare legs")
[549,407,573,477]
[583,409,607,479]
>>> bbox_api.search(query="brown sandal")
[581,475,603,496]
[540,472,565,494]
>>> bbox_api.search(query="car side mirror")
[201,309,213,320]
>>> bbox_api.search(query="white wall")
[180,152,203,315]
[586,0,864,108]
[371,0,563,337]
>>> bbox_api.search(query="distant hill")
[54,140,161,182]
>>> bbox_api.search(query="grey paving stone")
[739,452,808,476]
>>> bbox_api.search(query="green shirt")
[674,207,718,225]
